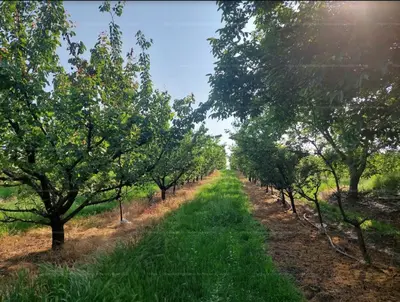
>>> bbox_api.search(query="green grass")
[297,176,400,238]
[300,198,400,236]
[0,187,17,200]
[0,183,158,237]
[2,170,303,302]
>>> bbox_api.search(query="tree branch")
[0,215,50,225]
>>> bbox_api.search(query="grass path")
[3,170,302,302]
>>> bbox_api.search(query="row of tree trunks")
[163,172,213,201]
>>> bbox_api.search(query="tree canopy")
[205,1,400,199]
[0,1,226,249]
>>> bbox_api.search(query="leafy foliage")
[0,1,226,248]
[206,1,400,198]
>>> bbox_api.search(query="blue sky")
[60,1,235,154]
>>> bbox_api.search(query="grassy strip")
[0,183,158,237]
[3,170,302,302]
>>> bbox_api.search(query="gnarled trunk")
[161,188,166,200]
[51,216,65,250]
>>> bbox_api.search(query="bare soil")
[241,177,400,302]
[0,172,219,278]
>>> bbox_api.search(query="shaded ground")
[0,172,219,277]
[321,188,400,230]
[316,188,400,263]
[241,176,400,302]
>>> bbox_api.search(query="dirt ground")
[0,172,219,278]
[241,177,400,302]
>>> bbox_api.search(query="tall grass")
[3,171,303,302]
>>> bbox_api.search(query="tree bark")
[173,184,176,194]
[288,189,296,214]
[325,153,370,263]
[281,190,287,208]
[348,168,362,200]
[265,186,269,193]
[161,188,166,200]
[196,176,199,182]
[51,217,65,250]
[270,186,273,195]
[200,175,203,180]
[354,224,371,263]
[314,200,324,228]
[248,177,251,182]
[119,198,123,221]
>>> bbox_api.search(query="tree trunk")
[348,169,362,200]
[161,188,166,200]
[196,176,199,182]
[271,186,273,195]
[354,224,371,263]
[201,175,203,180]
[288,190,296,214]
[281,190,287,208]
[248,177,251,182]
[51,218,65,250]
[173,184,176,194]
[119,198,123,221]
[265,186,269,193]
[314,200,324,228]
[253,178,257,184]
